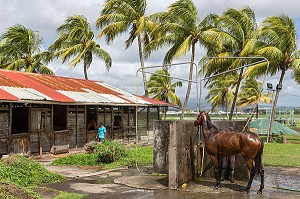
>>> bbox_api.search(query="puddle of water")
[265,173,300,191]
[79,178,114,184]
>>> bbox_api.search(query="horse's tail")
[255,141,264,176]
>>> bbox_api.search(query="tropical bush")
[96,141,127,164]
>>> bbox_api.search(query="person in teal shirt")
[97,123,106,142]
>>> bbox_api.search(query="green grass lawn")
[263,143,300,167]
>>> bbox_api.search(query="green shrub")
[0,155,64,187]
[96,141,127,163]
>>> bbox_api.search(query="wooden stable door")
[30,108,52,153]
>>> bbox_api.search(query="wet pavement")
[36,157,300,199]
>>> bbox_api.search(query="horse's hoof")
[244,189,250,194]
[257,189,262,194]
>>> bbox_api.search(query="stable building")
[0,69,168,155]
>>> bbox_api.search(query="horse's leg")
[257,168,264,194]
[245,158,256,193]
[256,142,265,194]
[210,155,220,189]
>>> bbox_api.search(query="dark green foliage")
[0,156,64,187]
[96,141,127,164]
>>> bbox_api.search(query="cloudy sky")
[1,0,300,108]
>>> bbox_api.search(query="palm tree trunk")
[226,104,229,119]
[269,69,285,141]
[180,43,195,120]
[242,106,256,132]
[256,104,259,119]
[229,68,244,120]
[83,56,88,80]
[164,106,168,120]
[137,35,148,97]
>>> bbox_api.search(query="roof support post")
[8,102,12,154]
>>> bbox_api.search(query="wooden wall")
[0,109,9,154]
[138,107,159,144]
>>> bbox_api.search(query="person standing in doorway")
[97,122,106,143]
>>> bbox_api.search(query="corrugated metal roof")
[0,69,168,106]
[0,87,19,101]
[0,86,52,100]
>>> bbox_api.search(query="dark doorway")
[12,106,28,134]
[87,106,97,130]
[53,105,67,131]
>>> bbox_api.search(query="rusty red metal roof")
[0,88,19,101]
[0,70,168,106]
[139,96,173,106]
[0,70,75,102]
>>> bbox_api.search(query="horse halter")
[194,112,206,126]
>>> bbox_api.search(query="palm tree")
[96,0,157,96]
[256,15,300,140]
[147,69,182,119]
[202,6,258,120]
[49,15,111,80]
[145,0,218,119]
[205,74,235,118]
[237,77,271,120]
[0,24,54,74]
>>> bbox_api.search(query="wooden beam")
[51,105,54,147]
[8,103,12,154]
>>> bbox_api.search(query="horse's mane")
[206,114,219,130]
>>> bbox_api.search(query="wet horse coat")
[194,112,264,194]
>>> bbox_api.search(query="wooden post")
[8,103,12,154]
[51,105,54,148]
[147,107,150,143]
[38,130,42,159]
[75,105,78,148]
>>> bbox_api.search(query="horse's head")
[194,112,207,126]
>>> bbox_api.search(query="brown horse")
[194,112,264,194]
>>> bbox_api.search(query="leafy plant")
[0,155,64,187]
[96,141,127,164]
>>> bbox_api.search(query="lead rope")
[197,125,205,177]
